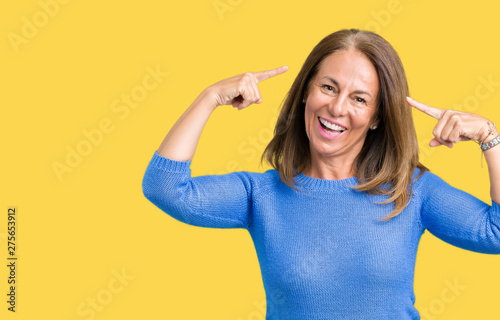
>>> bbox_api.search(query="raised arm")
[407,96,500,203]
[407,96,500,253]
[142,66,287,229]
[157,66,288,161]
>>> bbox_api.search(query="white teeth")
[319,117,345,131]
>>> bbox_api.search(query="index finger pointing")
[254,66,289,83]
[406,96,444,119]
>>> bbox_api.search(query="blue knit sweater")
[142,151,500,319]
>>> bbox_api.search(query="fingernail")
[406,96,412,101]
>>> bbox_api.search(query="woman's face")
[304,49,379,167]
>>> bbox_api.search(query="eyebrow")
[322,76,373,98]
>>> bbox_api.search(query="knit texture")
[142,151,500,319]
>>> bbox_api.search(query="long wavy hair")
[262,29,428,221]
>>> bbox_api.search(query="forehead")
[316,49,379,91]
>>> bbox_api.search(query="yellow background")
[1,0,500,319]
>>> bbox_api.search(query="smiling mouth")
[318,117,346,135]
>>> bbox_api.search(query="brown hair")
[261,29,428,221]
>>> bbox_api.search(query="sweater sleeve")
[142,151,252,229]
[419,171,500,254]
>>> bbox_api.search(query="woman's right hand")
[206,66,289,110]
[156,65,288,161]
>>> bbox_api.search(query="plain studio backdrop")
[1,0,500,319]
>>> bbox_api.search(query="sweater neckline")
[292,172,359,191]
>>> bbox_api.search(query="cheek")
[350,108,364,120]
[350,109,375,129]
[304,105,315,132]
[308,91,329,108]
[304,94,326,121]
[304,103,322,140]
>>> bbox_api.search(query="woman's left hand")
[406,96,498,148]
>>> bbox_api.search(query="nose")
[328,95,348,117]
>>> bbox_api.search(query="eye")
[355,97,366,104]
[322,84,334,91]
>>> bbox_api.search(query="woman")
[142,29,500,319]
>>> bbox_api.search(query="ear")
[302,90,309,104]
[370,119,379,130]
[370,107,381,130]
[302,78,314,104]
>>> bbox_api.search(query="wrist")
[482,128,499,145]
[477,121,496,144]
[479,122,500,152]
[197,87,219,112]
